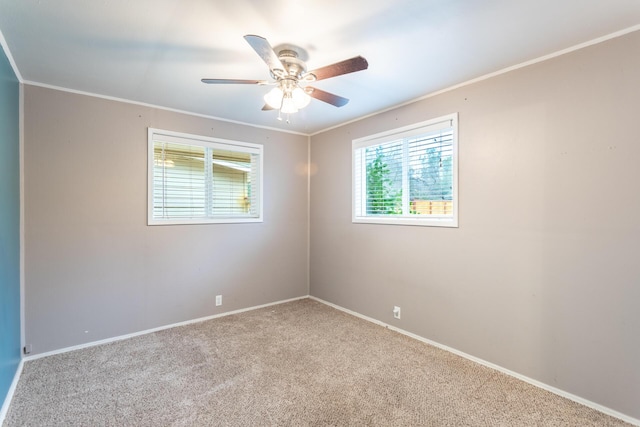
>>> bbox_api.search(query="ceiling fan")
[202,35,368,120]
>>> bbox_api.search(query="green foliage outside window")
[366,147,402,215]
[409,146,453,201]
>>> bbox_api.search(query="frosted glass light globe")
[292,87,311,109]
[281,95,299,114]
[264,87,283,109]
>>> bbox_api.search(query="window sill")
[148,217,263,226]
[352,216,458,228]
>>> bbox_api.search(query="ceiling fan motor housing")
[272,49,309,80]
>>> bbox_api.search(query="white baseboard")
[24,295,309,361]
[309,296,640,427]
[0,358,24,425]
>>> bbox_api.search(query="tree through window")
[353,114,458,227]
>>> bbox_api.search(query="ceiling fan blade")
[244,35,286,76]
[201,78,268,84]
[306,56,368,81]
[307,87,349,107]
[261,104,275,111]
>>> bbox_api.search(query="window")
[352,113,458,227]
[148,128,263,225]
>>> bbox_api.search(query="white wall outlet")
[393,306,401,319]
[215,295,222,306]
[23,344,32,355]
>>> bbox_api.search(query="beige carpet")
[4,299,633,426]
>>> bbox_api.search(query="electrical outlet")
[393,306,401,319]
[23,344,32,355]
[215,295,222,306]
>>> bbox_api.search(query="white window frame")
[352,113,458,227]
[148,128,263,225]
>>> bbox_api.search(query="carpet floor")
[4,298,633,426]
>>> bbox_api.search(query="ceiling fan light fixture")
[264,87,283,109]
[280,93,299,114]
[265,84,308,115]
[292,87,311,109]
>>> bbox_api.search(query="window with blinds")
[148,128,263,225]
[352,113,458,227]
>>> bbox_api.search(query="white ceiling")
[1,0,640,135]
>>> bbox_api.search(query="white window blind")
[148,129,263,225]
[353,113,458,227]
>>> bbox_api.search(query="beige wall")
[310,31,640,418]
[24,86,309,354]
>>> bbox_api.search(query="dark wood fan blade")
[307,56,368,81]
[244,35,286,76]
[307,87,349,107]
[201,78,268,84]
[261,104,275,111]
